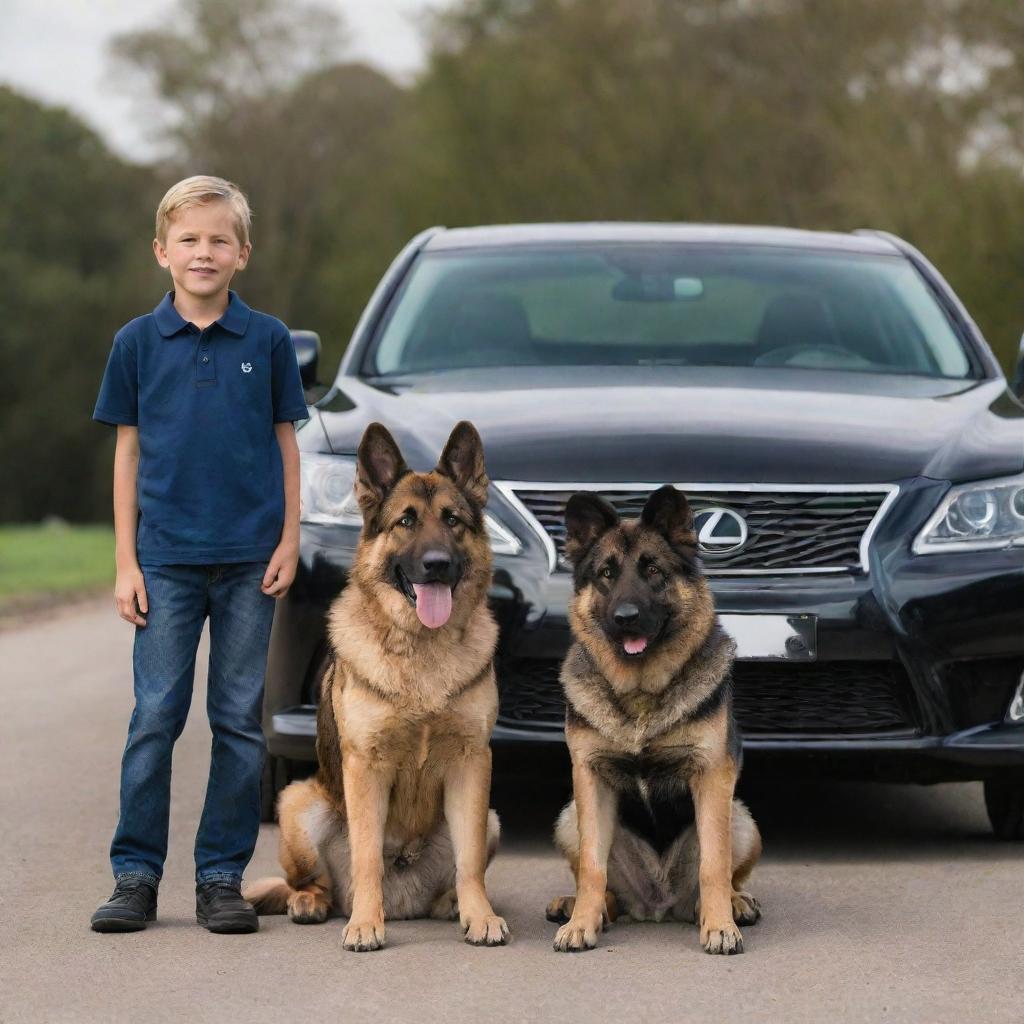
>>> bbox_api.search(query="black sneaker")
[196,880,259,934]
[91,877,158,932]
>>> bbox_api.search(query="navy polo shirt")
[93,291,308,565]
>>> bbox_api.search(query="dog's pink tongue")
[412,583,453,629]
[624,636,648,655]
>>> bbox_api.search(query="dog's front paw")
[553,912,603,953]
[732,890,761,926]
[463,914,509,946]
[342,919,386,952]
[701,920,744,955]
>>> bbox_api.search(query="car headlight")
[913,473,1024,553]
[299,452,523,556]
[300,453,362,526]
[485,513,523,556]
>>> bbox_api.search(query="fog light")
[1008,671,1024,724]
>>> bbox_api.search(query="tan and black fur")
[547,486,762,955]
[243,421,509,950]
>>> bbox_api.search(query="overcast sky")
[0,0,431,162]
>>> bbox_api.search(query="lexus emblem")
[694,507,748,554]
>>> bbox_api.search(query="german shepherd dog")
[243,422,509,951]
[546,486,761,955]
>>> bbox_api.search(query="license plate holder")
[718,614,817,662]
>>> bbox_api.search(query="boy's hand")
[114,566,148,627]
[262,542,298,599]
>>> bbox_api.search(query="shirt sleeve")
[270,328,309,423]
[93,333,138,426]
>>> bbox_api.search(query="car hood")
[309,366,1024,485]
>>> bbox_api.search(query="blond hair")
[155,175,252,245]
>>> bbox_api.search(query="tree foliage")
[110,0,348,143]
[0,86,157,521]
[3,0,1024,522]
[111,0,406,346]
[407,0,1024,366]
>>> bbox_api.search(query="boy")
[90,176,308,934]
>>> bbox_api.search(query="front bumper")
[263,476,1024,779]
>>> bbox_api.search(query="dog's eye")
[646,564,660,577]
[601,567,613,579]
[398,514,414,528]
[445,513,459,528]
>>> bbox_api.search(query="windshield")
[367,245,973,379]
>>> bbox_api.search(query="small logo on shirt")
[241,362,253,374]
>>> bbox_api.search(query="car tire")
[984,779,1024,840]
[260,754,294,824]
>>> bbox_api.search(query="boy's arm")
[262,422,300,598]
[112,425,148,626]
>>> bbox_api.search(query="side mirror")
[291,330,321,389]
[1013,332,1024,400]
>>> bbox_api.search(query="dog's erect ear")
[641,485,697,550]
[355,422,409,517]
[564,492,619,564]
[436,421,489,507]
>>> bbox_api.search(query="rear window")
[369,245,973,379]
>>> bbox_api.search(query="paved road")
[2,599,1022,1024]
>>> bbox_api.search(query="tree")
[110,0,412,375]
[0,86,157,521]
[403,0,1024,370]
[110,0,349,151]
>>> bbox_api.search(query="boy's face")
[153,200,251,304]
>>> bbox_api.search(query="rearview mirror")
[611,275,705,303]
[291,330,321,389]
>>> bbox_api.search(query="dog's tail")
[242,877,294,915]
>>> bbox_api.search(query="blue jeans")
[109,562,276,886]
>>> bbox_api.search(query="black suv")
[267,224,1024,838]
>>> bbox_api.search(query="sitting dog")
[547,485,761,954]
[244,421,509,950]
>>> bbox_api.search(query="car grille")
[496,658,919,737]
[730,662,918,736]
[505,486,893,574]
[497,659,566,734]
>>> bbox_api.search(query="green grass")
[0,524,114,603]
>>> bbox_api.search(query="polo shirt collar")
[153,291,252,337]
[154,292,188,337]
[218,291,252,335]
